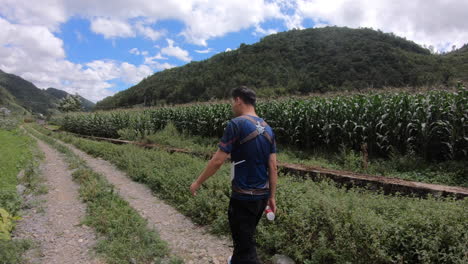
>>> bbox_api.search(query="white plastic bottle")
[265,205,275,221]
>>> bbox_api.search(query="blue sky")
[0,0,466,102]
[57,17,279,93]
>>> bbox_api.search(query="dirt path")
[14,137,102,264]
[61,141,233,264]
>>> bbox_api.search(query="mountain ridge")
[95,26,465,110]
[0,70,95,114]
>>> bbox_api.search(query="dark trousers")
[228,197,268,264]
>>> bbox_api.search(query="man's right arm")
[268,153,278,213]
[190,120,237,196]
[190,149,229,196]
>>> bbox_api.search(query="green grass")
[39,124,468,264]
[0,128,35,217]
[140,122,218,155]
[0,118,20,131]
[0,130,33,196]
[119,123,468,187]
[0,127,42,263]
[0,239,34,264]
[25,126,182,264]
[276,146,468,187]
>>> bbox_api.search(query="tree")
[58,94,82,112]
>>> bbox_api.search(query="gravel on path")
[14,137,103,264]
[63,141,233,264]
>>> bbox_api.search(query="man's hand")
[190,181,201,196]
[268,197,276,214]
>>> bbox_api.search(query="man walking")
[190,86,278,264]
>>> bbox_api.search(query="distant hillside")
[445,44,468,81]
[0,85,28,114]
[0,69,58,114]
[0,69,95,114]
[45,88,95,111]
[95,26,461,110]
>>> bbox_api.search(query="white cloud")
[2,0,282,45]
[225,48,232,52]
[0,0,67,30]
[194,48,214,54]
[142,55,176,71]
[0,18,65,60]
[293,0,468,51]
[150,62,177,71]
[129,48,141,55]
[119,62,153,83]
[134,22,165,41]
[161,39,192,62]
[143,52,168,64]
[90,17,164,41]
[180,0,282,45]
[130,48,150,56]
[282,13,304,29]
[140,45,176,70]
[90,17,135,39]
[254,25,278,36]
[142,49,177,70]
[0,18,153,102]
[2,0,467,51]
[84,60,120,80]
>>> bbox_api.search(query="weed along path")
[61,141,233,264]
[15,137,102,264]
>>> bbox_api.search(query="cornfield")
[59,90,467,161]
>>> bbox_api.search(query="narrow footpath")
[61,141,233,264]
[14,137,102,264]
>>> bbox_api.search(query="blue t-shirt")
[218,115,276,200]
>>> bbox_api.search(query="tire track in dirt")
[61,141,233,264]
[14,137,103,264]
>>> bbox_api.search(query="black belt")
[232,185,269,196]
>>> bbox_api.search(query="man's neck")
[240,107,257,117]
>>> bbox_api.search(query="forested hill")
[95,26,462,110]
[445,44,468,81]
[0,69,95,114]
[44,88,95,112]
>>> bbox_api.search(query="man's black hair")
[231,86,256,106]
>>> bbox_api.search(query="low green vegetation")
[0,239,33,264]
[25,126,182,264]
[0,129,33,219]
[111,123,468,187]
[140,122,219,154]
[278,147,468,187]
[0,124,42,263]
[36,124,468,264]
[0,208,20,240]
[0,118,19,132]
